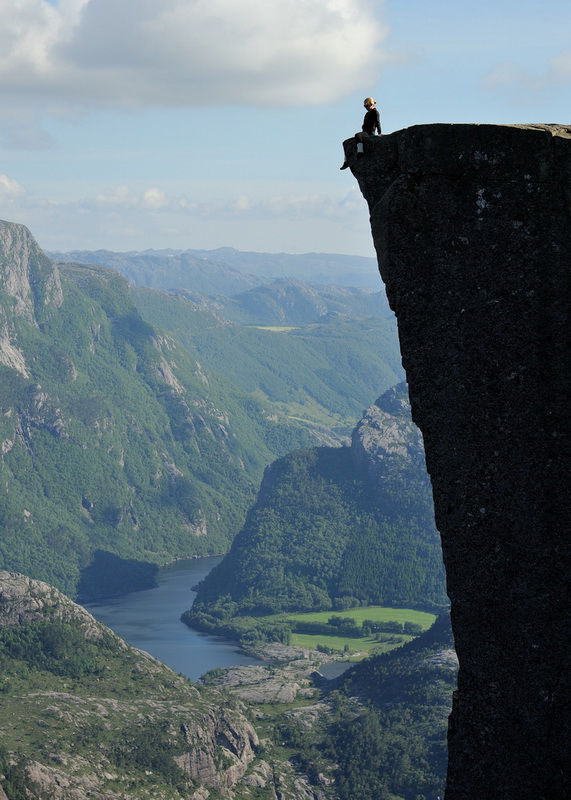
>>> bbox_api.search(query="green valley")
[131,286,403,438]
[280,606,436,655]
[199,611,456,800]
[0,222,403,599]
[2,222,454,800]
[0,223,318,598]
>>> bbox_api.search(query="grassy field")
[279,606,436,627]
[288,632,408,655]
[261,606,437,658]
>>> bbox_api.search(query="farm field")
[289,632,405,655]
[277,606,437,627]
[262,606,438,657]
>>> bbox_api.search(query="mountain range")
[175,278,392,326]
[49,247,381,293]
[1,220,403,600]
[1,218,454,800]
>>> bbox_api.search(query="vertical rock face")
[347,124,570,799]
[0,219,63,321]
[0,220,63,375]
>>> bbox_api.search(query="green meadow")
[262,606,437,658]
[289,632,400,654]
[278,606,436,627]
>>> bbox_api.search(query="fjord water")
[84,556,260,681]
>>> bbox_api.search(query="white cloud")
[1,178,366,221]
[0,174,26,197]
[142,188,168,209]
[94,185,138,207]
[483,50,571,95]
[0,0,387,144]
[92,185,169,209]
[233,194,251,212]
[84,184,367,220]
[0,181,372,253]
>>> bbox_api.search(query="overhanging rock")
[348,123,570,799]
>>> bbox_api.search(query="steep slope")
[0,570,265,800]
[0,221,311,599]
[346,124,571,798]
[189,383,446,628]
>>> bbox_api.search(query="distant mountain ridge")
[1,221,402,600]
[49,246,381,293]
[213,278,392,325]
[187,246,380,288]
[51,248,262,296]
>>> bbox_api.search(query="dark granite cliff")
[345,124,570,798]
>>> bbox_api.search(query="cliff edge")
[346,124,570,798]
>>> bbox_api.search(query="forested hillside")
[1,221,405,600]
[196,279,392,325]
[0,222,318,598]
[188,384,447,634]
[292,614,457,800]
[132,286,403,438]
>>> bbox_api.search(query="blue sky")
[0,0,569,256]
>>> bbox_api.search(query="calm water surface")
[84,556,261,681]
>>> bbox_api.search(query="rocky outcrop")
[0,570,108,640]
[0,571,261,799]
[202,652,326,704]
[348,124,570,798]
[0,328,28,376]
[175,707,258,790]
[0,220,63,321]
[352,381,426,484]
[0,220,62,377]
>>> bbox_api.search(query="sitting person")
[340,97,381,170]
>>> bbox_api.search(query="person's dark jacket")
[362,108,381,135]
